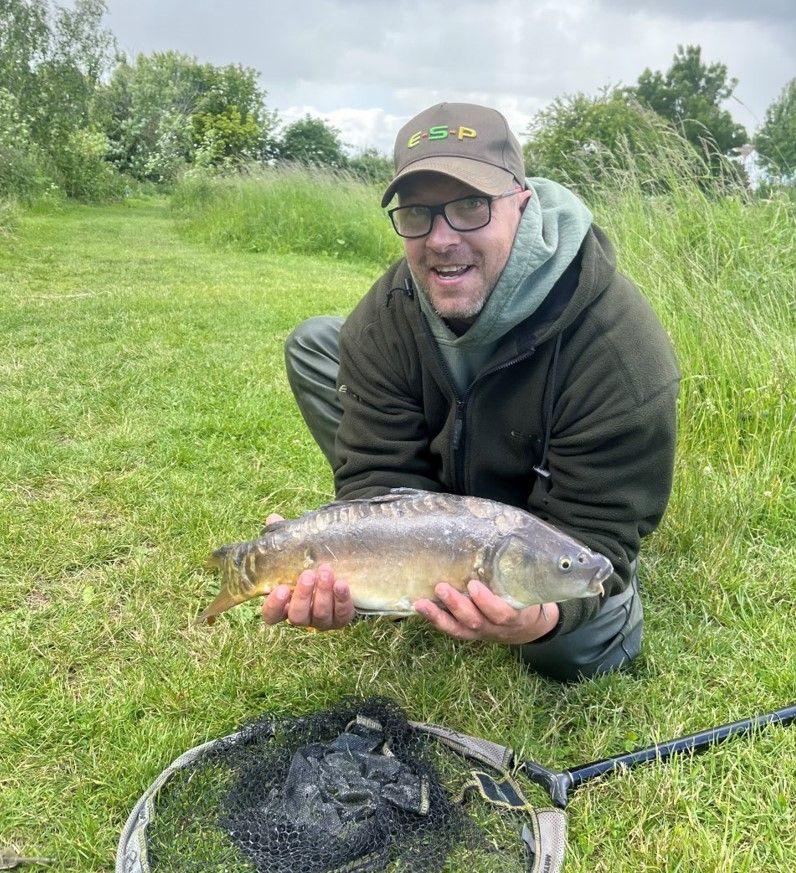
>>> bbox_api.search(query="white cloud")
[104,0,795,136]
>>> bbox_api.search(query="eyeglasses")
[387,190,520,239]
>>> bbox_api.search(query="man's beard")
[417,277,491,322]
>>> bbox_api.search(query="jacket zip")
[419,312,538,492]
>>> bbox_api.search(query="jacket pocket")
[338,383,378,411]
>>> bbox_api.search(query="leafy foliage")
[348,147,394,186]
[0,0,119,200]
[755,78,796,182]
[632,45,747,156]
[51,126,123,201]
[192,106,263,169]
[99,51,278,181]
[0,86,51,197]
[522,89,679,190]
[277,115,348,168]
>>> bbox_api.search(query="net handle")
[409,720,516,772]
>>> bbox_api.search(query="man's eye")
[406,206,428,218]
[460,197,485,211]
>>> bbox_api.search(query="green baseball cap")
[381,102,526,207]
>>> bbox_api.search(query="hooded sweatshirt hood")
[414,177,593,394]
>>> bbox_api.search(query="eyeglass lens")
[392,196,491,237]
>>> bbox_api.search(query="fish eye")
[559,556,573,572]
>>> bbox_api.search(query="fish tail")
[195,586,241,626]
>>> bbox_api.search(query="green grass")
[172,164,402,267]
[0,179,794,872]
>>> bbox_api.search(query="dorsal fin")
[259,518,290,537]
[316,487,432,512]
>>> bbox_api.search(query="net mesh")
[144,697,531,872]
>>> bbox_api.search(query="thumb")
[265,513,285,525]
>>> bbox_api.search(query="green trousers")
[285,316,644,682]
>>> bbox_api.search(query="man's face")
[397,173,531,321]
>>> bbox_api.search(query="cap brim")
[381,157,515,207]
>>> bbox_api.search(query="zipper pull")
[452,403,464,449]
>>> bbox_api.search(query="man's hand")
[413,580,559,644]
[261,514,355,630]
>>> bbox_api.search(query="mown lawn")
[0,198,793,872]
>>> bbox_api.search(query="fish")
[197,488,613,625]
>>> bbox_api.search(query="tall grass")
[584,138,795,608]
[172,164,402,266]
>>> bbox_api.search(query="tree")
[277,115,348,168]
[755,78,795,181]
[522,89,678,190]
[632,45,747,156]
[0,0,118,198]
[99,51,278,179]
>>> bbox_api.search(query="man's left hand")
[413,580,559,644]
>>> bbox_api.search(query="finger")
[414,599,475,640]
[265,513,284,526]
[466,580,518,626]
[287,570,316,626]
[332,578,356,627]
[262,585,292,625]
[310,563,335,630]
[435,583,485,632]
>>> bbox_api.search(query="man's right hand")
[261,515,356,630]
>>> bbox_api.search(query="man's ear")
[518,187,533,214]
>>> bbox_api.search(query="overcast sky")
[104,0,795,155]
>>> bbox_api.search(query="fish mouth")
[588,562,613,595]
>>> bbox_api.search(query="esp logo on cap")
[407,125,477,148]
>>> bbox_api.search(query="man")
[262,102,680,681]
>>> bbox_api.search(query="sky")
[103,0,795,155]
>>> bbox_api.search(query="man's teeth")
[434,265,470,275]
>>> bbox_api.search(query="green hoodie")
[415,177,593,394]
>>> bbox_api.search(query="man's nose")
[425,213,460,251]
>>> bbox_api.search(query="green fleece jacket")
[333,224,680,635]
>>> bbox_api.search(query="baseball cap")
[381,102,526,207]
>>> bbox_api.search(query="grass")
[172,164,402,267]
[0,167,794,872]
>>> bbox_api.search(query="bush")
[51,127,125,201]
[0,88,53,199]
[524,90,690,193]
[0,197,22,237]
[348,148,393,186]
[525,91,746,198]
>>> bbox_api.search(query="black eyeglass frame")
[387,189,520,239]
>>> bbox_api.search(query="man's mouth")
[430,264,473,283]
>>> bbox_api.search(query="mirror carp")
[197,488,612,624]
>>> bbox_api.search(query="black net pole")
[567,704,796,792]
[522,704,796,808]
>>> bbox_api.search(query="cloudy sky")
[104,0,794,154]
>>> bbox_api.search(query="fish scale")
[197,488,612,625]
